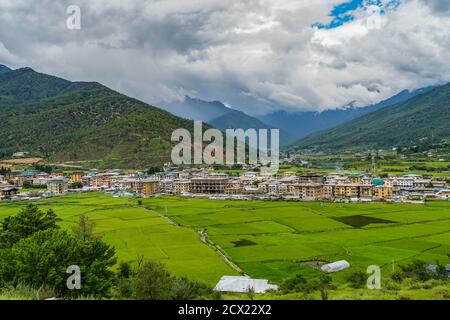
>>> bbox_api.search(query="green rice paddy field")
[0,193,449,298]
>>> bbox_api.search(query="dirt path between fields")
[144,205,245,275]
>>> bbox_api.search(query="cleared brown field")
[2,157,44,164]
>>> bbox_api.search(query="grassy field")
[0,193,237,285]
[1,193,449,299]
[141,197,450,287]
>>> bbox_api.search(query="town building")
[191,174,229,194]
[299,172,323,184]
[173,180,192,194]
[47,178,68,195]
[131,180,161,196]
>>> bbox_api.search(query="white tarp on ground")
[214,276,278,293]
[321,260,351,273]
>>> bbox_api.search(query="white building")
[214,276,278,293]
[321,260,351,273]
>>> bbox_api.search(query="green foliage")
[0,229,116,298]
[0,68,202,168]
[0,204,61,248]
[130,261,212,300]
[0,167,11,175]
[131,261,173,300]
[170,276,212,300]
[147,166,164,175]
[71,215,99,241]
[118,262,131,279]
[280,274,307,293]
[32,165,54,174]
[0,283,56,300]
[390,260,445,282]
[346,271,367,289]
[69,182,83,189]
[22,181,46,189]
[280,273,333,300]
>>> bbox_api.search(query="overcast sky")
[1,0,449,115]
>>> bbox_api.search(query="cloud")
[0,0,449,115]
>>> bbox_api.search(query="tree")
[147,166,163,175]
[346,271,367,289]
[132,261,173,300]
[310,275,332,300]
[0,229,116,298]
[170,276,212,300]
[69,182,83,189]
[280,274,307,293]
[72,215,98,241]
[0,204,61,248]
[118,262,131,279]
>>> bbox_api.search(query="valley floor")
[0,193,449,300]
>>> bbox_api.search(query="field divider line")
[198,229,246,276]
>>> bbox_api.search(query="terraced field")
[1,194,449,290]
[0,194,237,285]
[142,197,450,284]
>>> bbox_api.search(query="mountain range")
[1,63,448,166]
[259,86,434,142]
[0,66,199,168]
[163,87,434,147]
[164,97,295,145]
[291,83,450,152]
[0,64,11,75]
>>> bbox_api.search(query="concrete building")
[289,183,323,200]
[173,180,192,194]
[299,172,323,184]
[375,186,393,200]
[71,171,85,184]
[131,179,161,196]
[191,174,229,194]
[47,178,68,195]
[159,179,174,193]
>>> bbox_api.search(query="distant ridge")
[260,86,435,142]
[290,83,450,152]
[0,64,11,75]
[163,97,294,145]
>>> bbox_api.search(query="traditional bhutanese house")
[299,172,323,184]
[0,183,19,200]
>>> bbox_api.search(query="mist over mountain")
[163,97,295,145]
[291,83,450,152]
[260,86,434,142]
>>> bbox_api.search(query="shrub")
[346,271,367,289]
